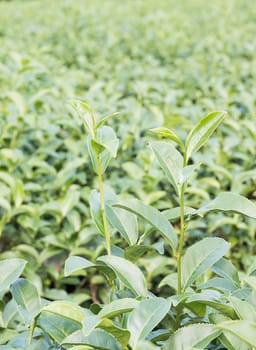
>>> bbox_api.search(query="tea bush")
[0,0,256,349]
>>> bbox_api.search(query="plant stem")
[29,318,36,345]
[176,154,187,326]
[177,183,185,295]
[97,154,111,256]
[177,152,187,294]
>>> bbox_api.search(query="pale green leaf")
[106,205,138,245]
[211,258,240,286]
[69,100,95,137]
[97,126,119,158]
[87,126,119,174]
[82,317,130,347]
[90,190,104,235]
[64,256,95,276]
[151,141,183,194]
[96,112,120,129]
[181,237,230,291]
[62,329,122,350]
[149,127,184,150]
[162,324,220,350]
[43,300,87,324]
[228,296,256,322]
[217,321,256,347]
[198,192,256,219]
[98,255,147,297]
[185,111,227,161]
[186,290,236,318]
[98,298,139,318]
[38,311,81,344]
[163,206,197,221]
[13,179,24,208]
[0,258,27,294]
[10,278,42,325]
[127,297,170,349]
[113,199,178,252]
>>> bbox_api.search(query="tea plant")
[1,102,256,349]
[6,102,255,349]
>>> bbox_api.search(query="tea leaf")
[0,259,27,294]
[62,329,122,350]
[163,324,220,350]
[90,190,105,235]
[113,199,178,252]
[217,321,256,347]
[11,278,42,325]
[69,100,95,137]
[106,205,138,245]
[198,192,256,219]
[151,141,183,195]
[185,111,227,161]
[64,256,95,276]
[127,297,170,348]
[98,255,147,297]
[39,312,81,344]
[181,237,230,291]
[43,301,86,324]
[96,112,120,129]
[98,298,139,318]
[149,127,184,150]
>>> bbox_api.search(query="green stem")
[177,183,185,295]
[176,153,187,325]
[97,154,111,256]
[29,318,36,345]
[177,152,187,294]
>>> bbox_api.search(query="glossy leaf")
[210,314,247,350]
[38,311,81,344]
[151,141,183,194]
[162,324,220,350]
[96,112,119,129]
[186,290,236,319]
[198,192,256,219]
[113,199,178,252]
[0,258,27,294]
[90,190,104,235]
[64,256,95,276]
[91,139,106,155]
[185,111,227,161]
[228,296,256,322]
[62,329,122,350]
[211,258,240,286]
[217,321,256,347]
[98,298,139,318]
[127,297,170,348]
[69,100,95,137]
[82,316,130,347]
[87,126,119,174]
[163,206,197,221]
[149,127,184,150]
[106,205,138,245]
[98,255,147,296]
[10,278,42,325]
[181,237,230,291]
[43,300,87,324]
[97,126,119,158]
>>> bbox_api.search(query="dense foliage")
[0,0,256,349]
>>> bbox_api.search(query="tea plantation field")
[0,0,256,349]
